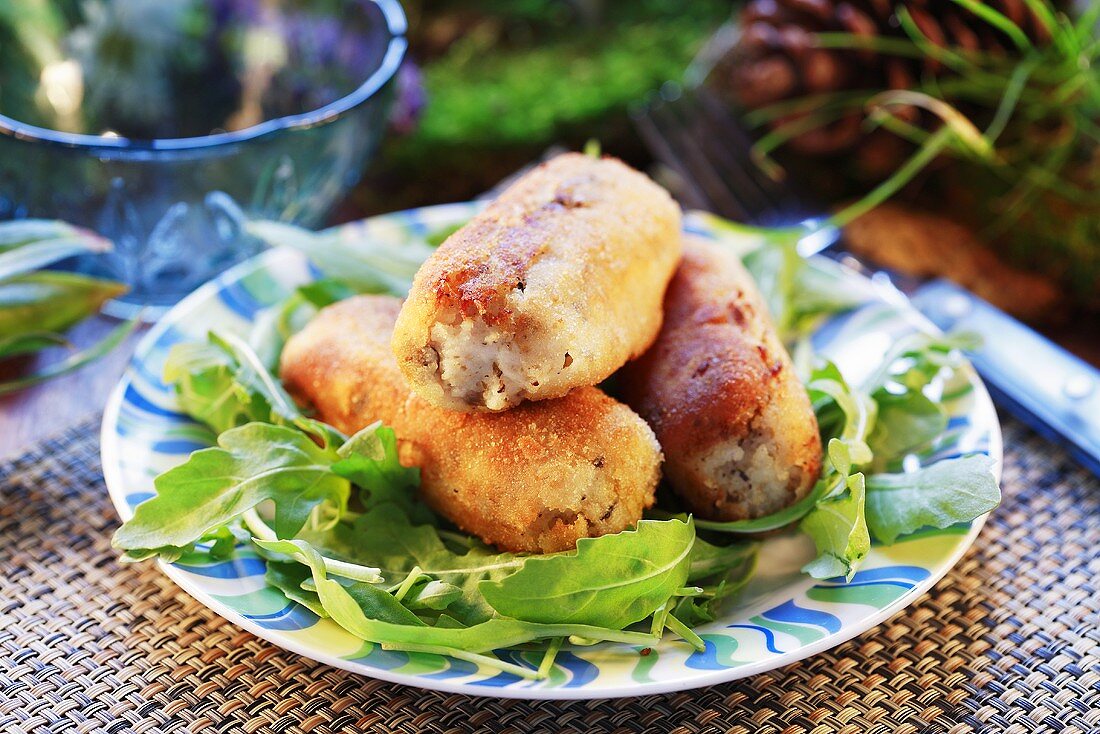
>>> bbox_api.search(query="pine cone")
[724,0,1059,157]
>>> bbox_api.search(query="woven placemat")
[0,417,1096,734]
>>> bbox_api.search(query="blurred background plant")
[0,220,136,394]
[708,0,1099,313]
[347,0,730,214]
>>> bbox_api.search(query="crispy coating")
[392,153,682,412]
[619,236,821,521]
[281,295,661,553]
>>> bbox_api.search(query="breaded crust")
[392,153,682,412]
[619,236,821,521]
[282,295,662,553]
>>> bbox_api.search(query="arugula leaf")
[865,455,999,544]
[741,234,864,343]
[332,422,422,517]
[246,220,434,297]
[859,332,980,397]
[112,423,350,555]
[799,472,870,580]
[403,580,464,612]
[248,279,361,370]
[165,331,343,447]
[342,580,428,626]
[479,519,695,628]
[860,332,977,471]
[255,538,656,659]
[867,388,946,471]
[266,560,327,617]
[688,479,831,533]
[297,278,361,308]
[687,537,759,582]
[672,564,758,627]
[311,504,523,625]
[808,371,875,468]
[248,292,317,371]
[673,537,760,627]
[164,333,302,434]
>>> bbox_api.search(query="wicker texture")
[0,417,1097,734]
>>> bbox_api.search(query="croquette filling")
[429,317,535,410]
[698,428,802,518]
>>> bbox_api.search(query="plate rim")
[100,203,1003,700]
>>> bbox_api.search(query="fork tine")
[696,89,804,215]
[690,90,802,222]
[630,103,716,214]
[647,97,757,222]
[631,85,808,225]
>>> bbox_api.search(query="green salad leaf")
[332,423,421,514]
[247,278,363,370]
[266,560,327,617]
[165,332,343,447]
[113,215,1003,671]
[246,220,433,297]
[113,423,350,557]
[866,389,946,472]
[799,472,870,580]
[686,537,759,582]
[479,519,695,629]
[164,332,303,435]
[865,455,999,544]
[255,537,658,679]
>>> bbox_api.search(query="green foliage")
[749,0,1100,305]
[800,472,870,580]
[0,219,130,395]
[112,422,352,557]
[698,334,999,581]
[865,455,999,544]
[414,8,724,149]
[479,519,695,628]
[358,0,727,210]
[115,214,1001,672]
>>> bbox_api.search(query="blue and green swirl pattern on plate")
[101,204,1002,699]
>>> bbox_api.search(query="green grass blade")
[0,316,140,395]
[826,127,954,230]
[984,58,1039,143]
[946,0,1032,52]
[0,331,70,359]
[0,235,113,282]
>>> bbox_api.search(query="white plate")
[102,204,1001,699]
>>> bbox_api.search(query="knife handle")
[909,279,1100,476]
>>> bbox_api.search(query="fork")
[631,84,808,226]
[631,85,1100,475]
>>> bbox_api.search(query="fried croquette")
[281,295,662,553]
[619,236,821,521]
[391,152,682,412]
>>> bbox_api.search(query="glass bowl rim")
[0,0,407,153]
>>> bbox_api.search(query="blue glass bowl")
[0,0,407,316]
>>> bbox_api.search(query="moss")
[349,1,726,214]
